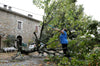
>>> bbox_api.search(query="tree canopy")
[33,0,100,65]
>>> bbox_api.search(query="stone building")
[0,5,41,49]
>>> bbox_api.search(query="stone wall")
[0,7,41,48]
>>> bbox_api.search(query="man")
[53,28,71,60]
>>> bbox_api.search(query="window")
[18,21,22,30]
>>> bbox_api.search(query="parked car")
[3,47,17,52]
[28,43,36,50]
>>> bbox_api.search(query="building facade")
[0,6,41,49]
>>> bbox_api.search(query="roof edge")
[0,7,42,22]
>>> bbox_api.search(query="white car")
[29,43,36,50]
[3,47,17,52]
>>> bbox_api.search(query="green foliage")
[33,0,100,65]
[70,58,86,66]
[3,35,15,47]
[87,20,100,42]
[45,56,70,66]
[33,0,44,9]
[85,46,100,66]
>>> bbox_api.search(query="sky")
[0,0,100,21]
[0,0,44,21]
[76,0,100,21]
